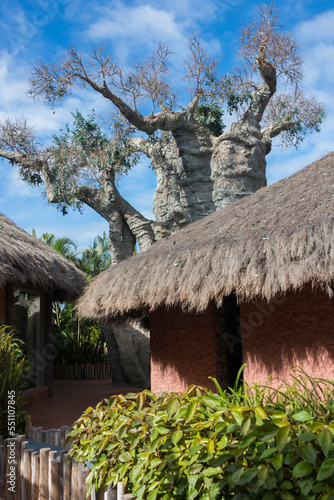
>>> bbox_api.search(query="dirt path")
[26,380,140,429]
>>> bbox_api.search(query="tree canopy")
[0,4,325,264]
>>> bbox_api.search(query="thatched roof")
[0,213,86,301]
[78,152,334,320]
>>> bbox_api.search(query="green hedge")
[68,385,334,499]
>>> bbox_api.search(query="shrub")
[52,302,108,364]
[0,325,30,438]
[68,384,334,499]
[223,367,334,424]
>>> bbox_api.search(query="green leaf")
[147,488,159,500]
[238,468,258,485]
[255,406,267,419]
[129,462,145,482]
[119,451,132,462]
[188,444,203,455]
[298,432,317,442]
[241,415,251,436]
[292,411,313,423]
[212,453,233,467]
[172,430,183,445]
[260,447,277,459]
[300,444,317,464]
[292,461,313,478]
[272,453,283,471]
[150,458,163,467]
[185,401,197,423]
[316,458,334,481]
[299,477,314,496]
[278,491,295,500]
[228,467,244,489]
[166,398,179,418]
[276,425,290,451]
[317,428,333,457]
[254,423,279,442]
[135,484,146,500]
[202,466,222,477]
[280,481,293,490]
[130,432,142,450]
[207,439,215,455]
[240,432,257,448]
[258,465,269,485]
[156,425,170,435]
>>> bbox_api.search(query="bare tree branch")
[262,92,326,147]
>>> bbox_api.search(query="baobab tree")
[0,5,325,385]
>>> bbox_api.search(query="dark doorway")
[223,294,243,388]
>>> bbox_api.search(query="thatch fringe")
[78,152,334,320]
[0,213,86,300]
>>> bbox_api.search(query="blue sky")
[0,0,334,247]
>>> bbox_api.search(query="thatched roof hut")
[0,213,87,400]
[78,152,334,321]
[0,213,86,300]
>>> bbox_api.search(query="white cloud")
[296,9,334,44]
[0,163,38,201]
[87,3,188,63]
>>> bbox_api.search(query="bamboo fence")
[52,363,112,381]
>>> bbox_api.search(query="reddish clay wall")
[240,287,334,386]
[150,303,217,393]
[0,287,6,323]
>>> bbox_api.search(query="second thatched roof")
[78,152,334,321]
[0,214,86,301]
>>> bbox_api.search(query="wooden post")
[31,451,40,500]
[55,430,60,447]
[41,430,47,444]
[39,448,51,500]
[62,452,71,500]
[22,448,34,500]
[36,427,42,442]
[50,458,61,500]
[50,429,56,446]
[15,434,25,499]
[78,464,90,500]
[105,485,117,500]
[60,427,67,448]
[45,431,51,445]
[71,460,79,500]
[117,482,125,500]
[20,441,28,498]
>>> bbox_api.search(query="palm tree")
[76,232,111,277]
[32,229,108,364]
[32,229,78,263]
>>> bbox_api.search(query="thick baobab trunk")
[152,126,215,232]
[211,117,269,208]
[152,117,269,231]
[101,322,150,388]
